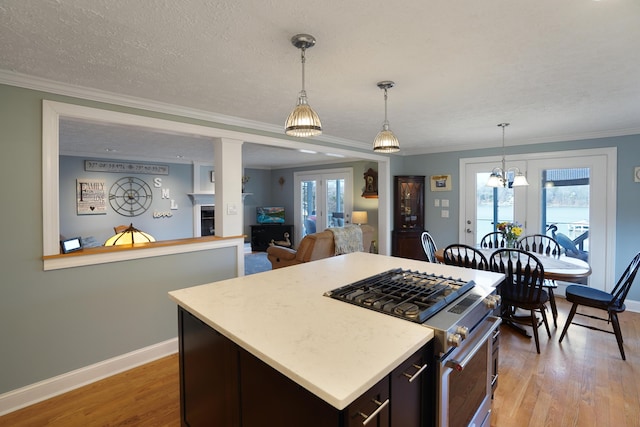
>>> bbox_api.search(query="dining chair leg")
[531,310,541,354]
[559,303,578,342]
[610,312,626,361]
[547,287,558,328]
[540,307,551,338]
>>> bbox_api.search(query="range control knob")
[448,333,463,347]
[455,325,469,339]
[484,295,501,309]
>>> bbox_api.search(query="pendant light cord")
[300,47,306,94]
[501,123,506,175]
[383,88,389,125]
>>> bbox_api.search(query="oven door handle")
[446,316,501,372]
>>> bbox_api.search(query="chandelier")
[486,123,529,187]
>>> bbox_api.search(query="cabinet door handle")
[358,398,390,425]
[402,363,428,383]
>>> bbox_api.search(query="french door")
[294,168,353,246]
[461,148,616,291]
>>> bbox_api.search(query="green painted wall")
[0,84,238,394]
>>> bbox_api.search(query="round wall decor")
[109,177,153,217]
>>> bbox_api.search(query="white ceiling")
[2,0,640,167]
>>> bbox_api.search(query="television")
[257,207,285,224]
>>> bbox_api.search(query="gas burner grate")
[324,268,475,324]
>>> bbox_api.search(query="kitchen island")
[169,252,504,426]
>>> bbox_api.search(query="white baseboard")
[0,338,178,416]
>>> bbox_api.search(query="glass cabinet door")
[394,176,425,230]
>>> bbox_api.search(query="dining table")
[434,247,591,282]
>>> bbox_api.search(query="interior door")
[294,168,353,246]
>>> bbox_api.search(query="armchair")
[267,225,373,269]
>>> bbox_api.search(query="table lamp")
[351,211,368,226]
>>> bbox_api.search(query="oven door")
[438,316,501,427]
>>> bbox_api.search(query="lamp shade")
[285,94,322,137]
[351,211,368,225]
[512,172,529,187]
[373,127,400,153]
[104,224,156,246]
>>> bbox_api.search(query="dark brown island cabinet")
[178,307,436,427]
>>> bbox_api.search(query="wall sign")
[76,179,107,215]
[85,160,169,175]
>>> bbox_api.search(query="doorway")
[460,148,616,291]
[294,168,353,246]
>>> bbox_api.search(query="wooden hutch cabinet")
[392,176,427,261]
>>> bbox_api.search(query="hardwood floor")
[1,297,639,427]
[491,297,640,427]
[0,355,180,427]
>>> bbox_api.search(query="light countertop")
[168,252,504,410]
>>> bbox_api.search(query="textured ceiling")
[2,0,640,166]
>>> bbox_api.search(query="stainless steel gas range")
[325,268,502,427]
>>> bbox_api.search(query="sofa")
[267,225,374,269]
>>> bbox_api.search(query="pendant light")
[373,81,400,153]
[486,123,529,187]
[285,34,322,137]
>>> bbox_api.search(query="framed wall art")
[430,174,451,192]
[76,179,107,215]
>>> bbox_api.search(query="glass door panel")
[463,161,527,246]
[541,168,590,253]
[294,169,353,245]
[300,179,317,236]
[326,178,346,229]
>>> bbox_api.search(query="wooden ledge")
[43,235,245,260]
[42,235,246,271]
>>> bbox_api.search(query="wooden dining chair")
[559,251,640,360]
[442,244,489,270]
[489,249,551,354]
[517,234,561,257]
[421,231,438,263]
[113,224,129,234]
[479,231,508,249]
[518,234,562,327]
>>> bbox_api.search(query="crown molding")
[0,70,370,151]
[398,128,640,156]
